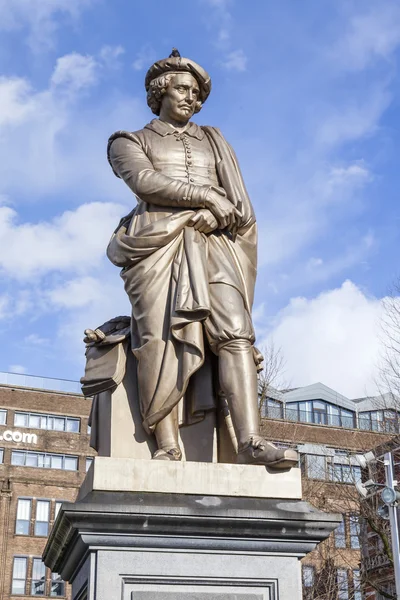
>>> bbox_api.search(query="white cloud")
[0,52,147,198]
[132,44,157,71]
[220,49,247,72]
[47,274,130,366]
[100,45,125,69]
[0,0,95,52]
[315,88,391,147]
[0,202,127,279]
[262,281,385,398]
[24,334,49,346]
[51,53,99,93]
[202,0,247,71]
[331,2,400,71]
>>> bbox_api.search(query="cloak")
[107,126,258,433]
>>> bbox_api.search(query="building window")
[11,557,27,595]
[334,517,346,548]
[86,457,93,472]
[285,401,355,428]
[11,450,78,471]
[353,569,362,600]
[359,409,400,433]
[31,558,46,596]
[330,463,361,484]
[349,515,360,549]
[14,411,80,433]
[337,569,349,600]
[50,573,65,597]
[15,498,31,535]
[0,448,3,464]
[55,501,63,520]
[35,500,50,536]
[302,565,314,588]
[305,454,326,479]
[261,398,283,419]
[0,408,6,425]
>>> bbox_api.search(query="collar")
[145,118,205,140]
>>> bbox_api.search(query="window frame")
[334,516,346,548]
[337,568,349,600]
[0,408,6,425]
[11,556,28,596]
[13,411,80,433]
[302,565,314,588]
[11,450,78,471]
[31,557,46,596]
[34,499,51,537]
[15,498,32,536]
[50,573,65,597]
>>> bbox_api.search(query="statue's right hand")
[204,188,240,230]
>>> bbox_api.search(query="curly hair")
[146,73,203,116]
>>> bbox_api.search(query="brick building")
[0,373,398,600]
[260,382,400,600]
[0,373,95,600]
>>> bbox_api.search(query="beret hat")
[145,48,211,103]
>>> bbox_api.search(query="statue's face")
[161,73,200,122]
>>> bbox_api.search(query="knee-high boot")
[218,340,298,469]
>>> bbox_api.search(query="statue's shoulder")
[108,128,144,149]
[107,128,147,169]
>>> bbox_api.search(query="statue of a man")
[106,50,297,469]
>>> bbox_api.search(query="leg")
[205,283,298,469]
[153,405,182,461]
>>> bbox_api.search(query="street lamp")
[355,451,400,599]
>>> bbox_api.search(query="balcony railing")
[0,372,81,394]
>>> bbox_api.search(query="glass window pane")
[12,557,27,595]
[352,466,362,484]
[350,515,360,549]
[66,418,80,432]
[307,455,326,479]
[86,457,93,472]
[16,499,31,535]
[51,455,63,469]
[26,452,39,467]
[337,569,349,600]
[35,521,49,536]
[51,573,65,597]
[31,559,46,595]
[40,416,47,429]
[335,518,346,548]
[53,417,65,431]
[35,500,50,536]
[36,500,50,522]
[14,412,27,427]
[0,448,3,464]
[55,502,63,519]
[353,569,362,600]
[0,409,6,425]
[303,566,314,587]
[359,413,371,430]
[64,456,78,471]
[313,401,326,410]
[11,451,25,466]
[28,414,40,428]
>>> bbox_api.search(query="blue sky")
[1,0,400,398]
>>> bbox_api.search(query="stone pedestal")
[43,458,340,600]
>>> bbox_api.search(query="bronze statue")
[87,50,297,469]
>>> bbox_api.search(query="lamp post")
[383,452,400,600]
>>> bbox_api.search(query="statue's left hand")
[188,209,218,234]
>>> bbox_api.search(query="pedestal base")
[43,459,340,600]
